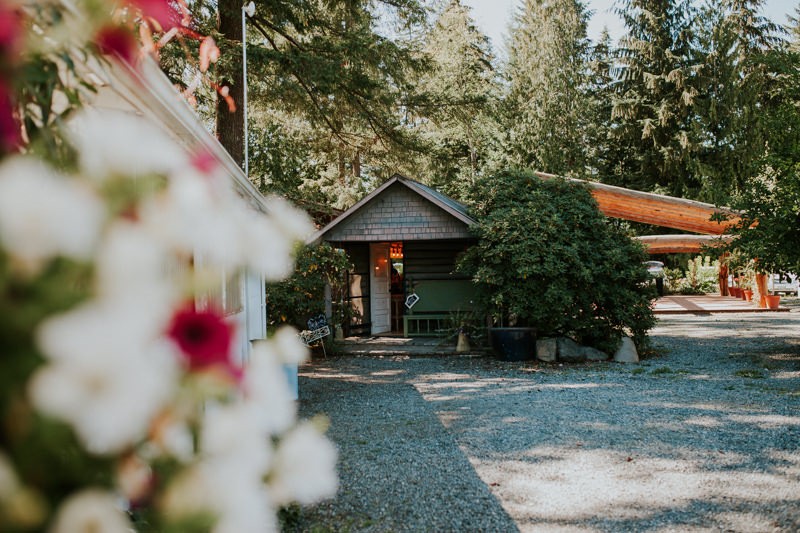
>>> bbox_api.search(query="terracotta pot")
[743,289,753,302]
[730,287,739,297]
[765,294,781,309]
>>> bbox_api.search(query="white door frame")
[369,243,391,335]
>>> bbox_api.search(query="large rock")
[536,338,557,362]
[613,337,639,363]
[557,337,585,363]
[583,346,610,361]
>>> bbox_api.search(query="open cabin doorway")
[389,242,404,334]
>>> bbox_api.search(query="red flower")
[95,25,138,65]
[167,304,234,372]
[0,81,19,154]
[0,5,24,61]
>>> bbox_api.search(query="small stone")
[583,346,610,361]
[557,337,586,363]
[536,338,557,362]
[614,337,639,363]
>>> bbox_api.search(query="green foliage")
[411,0,500,203]
[265,243,351,330]
[723,44,800,276]
[459,170,656,353]
[668,256,720,294]
[503,0,591,176]
[611,0,701,196]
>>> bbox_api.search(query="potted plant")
[459,170,656,360]
[765,291,781,309]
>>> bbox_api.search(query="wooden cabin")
[310,175,478,337]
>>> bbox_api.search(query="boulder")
[536,338,557,362]
[557,337,585,363]
[583,346,610,361]
[613,337,639,363]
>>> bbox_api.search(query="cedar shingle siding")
[325,183,472,242]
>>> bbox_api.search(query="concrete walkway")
[654,295,790,314]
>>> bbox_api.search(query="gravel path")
[291,309,800,532]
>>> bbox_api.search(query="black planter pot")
[488,327,536,361]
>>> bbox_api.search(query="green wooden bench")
[403,280,476,337]
[403,313,449,337]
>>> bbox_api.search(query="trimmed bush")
[459,170,656,353]
[266,243,351,330]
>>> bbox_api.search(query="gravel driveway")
[291,310,800,532]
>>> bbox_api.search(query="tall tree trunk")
[216,0,244,169]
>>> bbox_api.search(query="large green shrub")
[266,243,351,330]
[459,170,656,353]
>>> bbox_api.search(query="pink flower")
[129,0,178,30]
[190,148,217,175]
[167,304,235,373]
[95,25,138,65]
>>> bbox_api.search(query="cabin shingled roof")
[308,174,475,244]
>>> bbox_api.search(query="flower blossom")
[68,108,186,181]
[167,304,235,374]
[242,341,297,435]
[49,489,131,533]
[31,301,179,454]
[0,156,104,271]
[129,0,177,30]
[93,220,176,309]
[94,24,138,65]
[0,81,19,154]
[269,421,338,506]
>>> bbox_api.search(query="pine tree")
[412,0,499,200]
[693,0,782,204]
[611,0,699,196]
[503,0,592,176]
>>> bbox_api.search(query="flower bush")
[0,1,336,531]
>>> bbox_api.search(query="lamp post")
[241,1,255,179]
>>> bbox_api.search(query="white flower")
[162,463,278,533]
[269,327,309,365]
[140,170,247,268]
[269,421,338,506]
[49,489,131,533]
[68,108,186,180]
[263,195,315,241]
[31,302,180,454]
[0,156,104,270]
[244,213,296,281]
[93,221,176,307]
[243,342,297,435]
[201,403,272,474]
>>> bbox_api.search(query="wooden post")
[718,252,729,296]
[754,273,768,308]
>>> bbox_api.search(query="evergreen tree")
[611,0,700,196]
[693,0,782,204]
[412,0,499,201]
[503,0,592,176]
[163,0,429,200]
[584,29,619,180]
